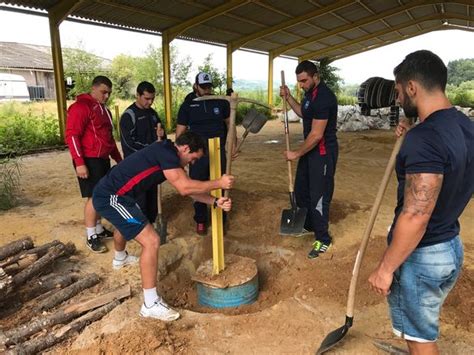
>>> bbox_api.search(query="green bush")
[0,109,62,155]
[0,157,21,210]
[337,94,358,105]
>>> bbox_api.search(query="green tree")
[198,54,227,94]
[318,58,342,94]
[63,42,105,98]
[110,54,136,99]
[447,58,474,86]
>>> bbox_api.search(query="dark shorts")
[92,191,148,241]
[73,158,111,198]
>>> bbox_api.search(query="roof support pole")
[48,0,84,141]
[267,52,274,106]
[226,45,233,90]
[162,32,172,129]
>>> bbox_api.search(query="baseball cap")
[195,72,213,87]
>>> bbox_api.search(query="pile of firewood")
[0,237,131,354]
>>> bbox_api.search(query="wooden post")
[114,104,121,140]
[209,137,224,275]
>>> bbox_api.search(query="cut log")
[17,272,76,303]
[0,240,62,269]
[8,300,120,355]
[34,273,100,312]
[12,243,76,287]
[0,238,33,262]
[0,268,13,299]
[0,284,131,347]
[3,254,38,275]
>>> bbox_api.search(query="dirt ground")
[1,119,473,354]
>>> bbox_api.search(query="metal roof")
[0,41,111,70]
[2,1,473,63]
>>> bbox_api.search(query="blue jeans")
[388,236,463,342]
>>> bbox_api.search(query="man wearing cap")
[176,72,232,235]
[280,60,338,259]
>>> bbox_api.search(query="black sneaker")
[86,234,107,253]
[97,227,114,240]
[307,240,330,259]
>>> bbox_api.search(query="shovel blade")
[316,316,353,354]
[156,218,167,245]
[242,109,258,128]
[280,207,307,235]
[248,112,268,133]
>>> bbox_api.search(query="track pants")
[294,144,338,244]
[189,140,227,224]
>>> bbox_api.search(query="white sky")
[0,8,473,85]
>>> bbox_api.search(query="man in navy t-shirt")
[92,131,234,321]
[176,71,234,235]
[280,60,338,259]
[369,50,473,354]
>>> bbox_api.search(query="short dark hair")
[175,131,207,154]
[393,50,447,91]
[295,60,319,76]
[92,75,112,88]
[137,81,156,95]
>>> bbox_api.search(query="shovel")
[279,70,307,235]
[235,109,268,153]
[316,133,405,354]
[155,125,167,245]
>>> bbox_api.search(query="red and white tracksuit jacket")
[65,93,122,166]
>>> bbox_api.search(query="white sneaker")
[140,298,180,321]
[112,252,139,270]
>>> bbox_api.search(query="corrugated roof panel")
[259,0,315,17]
[284,24,325,38]
[358,20,390,33]
[332,2,372,22]
[364,0,400,14]
[309,13,347,30]
[383,13,413,27]
[2,0,473,62]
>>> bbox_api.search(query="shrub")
[0,157,21,210]
[0,110,61,155]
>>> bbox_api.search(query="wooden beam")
[48,0,85,141]
[300,13,473,62]
[166,0,250,41]
[328,25,446,62]
[271,0,447,57]
[230,0,354,51]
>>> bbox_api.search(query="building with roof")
[0,41,55,99]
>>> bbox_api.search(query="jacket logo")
[213,107,220,115]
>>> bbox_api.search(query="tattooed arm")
[369,173,443,296]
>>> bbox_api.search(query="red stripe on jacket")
[116,166,161,196]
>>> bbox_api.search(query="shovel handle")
[346,133,405,317]
[236,129,250,153]
[281,71,294,193]
[157,126,163,215]
[224,93,238,198]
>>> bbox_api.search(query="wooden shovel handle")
[224,93,238,198]
[346,133,405,317]
[281,71,294,193]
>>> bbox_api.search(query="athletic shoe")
[86,234,107,253]
[307,240,331,259]
[97,227,114,240]
[112,251,139,270]
[140,298,180,321]
[196,223,207,235]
